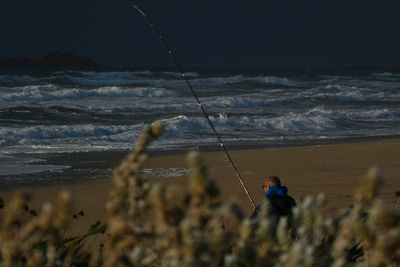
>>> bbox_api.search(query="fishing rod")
[131,3,256,209]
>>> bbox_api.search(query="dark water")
[0,67,399,181]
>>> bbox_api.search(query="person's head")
[262,176,281,193]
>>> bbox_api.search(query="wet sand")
[1,137,399,235]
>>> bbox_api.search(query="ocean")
[1,68,399,187]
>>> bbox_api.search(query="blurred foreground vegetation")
[0,121,399,266]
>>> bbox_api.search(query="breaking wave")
[202,94,297,108]
[65,74,298,87]
[0,85,176,102]
[307,106,400,121]
[162,113,336,133]
[310,84,398,102]
[371,72,400,78]
[1,68,400,159]
[0,69,299,88]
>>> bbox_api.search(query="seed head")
[151,120,164,137]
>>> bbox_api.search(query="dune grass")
[0,121,399,266]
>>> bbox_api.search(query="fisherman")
[250,176,296,220]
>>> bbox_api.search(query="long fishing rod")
[131,3,256,209]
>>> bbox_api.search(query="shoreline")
[0,138,400,234]
[1,134,400,191]
[0,136,399,235]
[0,137,400,206]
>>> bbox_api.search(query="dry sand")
[1,137,399,235]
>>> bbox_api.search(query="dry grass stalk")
[0,122,399,266]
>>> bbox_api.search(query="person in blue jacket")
[250,176,296,220]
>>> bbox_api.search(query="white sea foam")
[162,113,336,133]
[0,154,69,175]
[0,163,68,175]
[2,69,400,162]
[141,167,191,178]
[0,162,68,175]
[372,72,394,77]
[64,71,198,86]
[319,74,400,89]
[346,108,400,120]
[203,94,297,108]
[371,72,400,78]
[306,106,400,122]
[64,72,298,87]
[309,84,396,102]
[92,86,176,98]
[0,85,176,102]
[252,76,297,86]
[1,71,298,88]
[66,75,135,86]
[0,108,338,153]
[0,124,142,145]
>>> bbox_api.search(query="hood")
[265,186,288,197]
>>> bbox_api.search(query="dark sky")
[1,0,400,68]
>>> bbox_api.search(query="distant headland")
[0,52,99,67]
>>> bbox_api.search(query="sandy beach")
[1,137,399,235]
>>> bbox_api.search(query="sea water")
[0,68,399,181]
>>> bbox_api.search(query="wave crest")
[1,85,176,102]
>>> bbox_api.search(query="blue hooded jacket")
[250,186,296,219]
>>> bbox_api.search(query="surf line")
[131,3,256,209]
